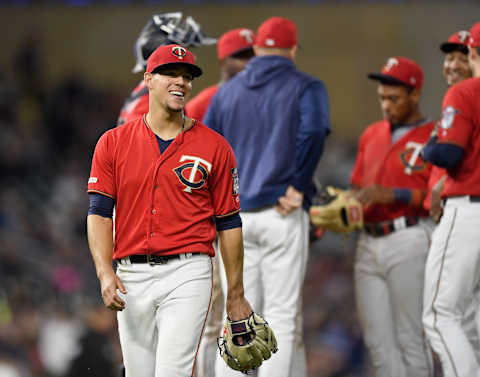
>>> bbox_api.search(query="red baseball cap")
[440,30,470,54]
[468,22,480,48]
[217,28,255,60]
[368,56,423,90]
[255,17,297,48]
[146,44,202,77]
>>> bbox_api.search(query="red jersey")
[185,85,218,121]
[87,117,240,259]
[437,77,480,197]
[351,119,434,223]
[117,81,149,125]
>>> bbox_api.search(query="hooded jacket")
[203,55,330,211]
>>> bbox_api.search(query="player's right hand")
[100,272,127,311]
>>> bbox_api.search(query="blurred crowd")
[0,35,366,377]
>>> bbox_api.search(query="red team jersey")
[351,120,434,223]
[437,77,480,197]
[185,85,219,121]
[88,117,240,259]
[117,81,149,125]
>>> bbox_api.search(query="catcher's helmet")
[132,12,217,73]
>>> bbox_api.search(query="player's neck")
[145,109,185,140]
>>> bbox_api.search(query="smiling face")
[145,64,193,113]
[443,50,472,86]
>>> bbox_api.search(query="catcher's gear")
[132,12,217,73]
[217,312,277,374]
[309,186,363,233]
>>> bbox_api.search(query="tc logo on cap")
[458,30,470,43]
[172,46,187,59]
[384,58,399,72]
[239,29,254,43]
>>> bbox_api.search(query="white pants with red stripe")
[116,254,212,377]
[215,206,309,377]
[423,197,480,377]
[355,220,435,377]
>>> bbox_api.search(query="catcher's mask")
[132,12,217,73]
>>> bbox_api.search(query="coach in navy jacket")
[204,17,330,377]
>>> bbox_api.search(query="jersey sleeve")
[437,85,474,148]
[210,139,241,217]
[87,131,116,199]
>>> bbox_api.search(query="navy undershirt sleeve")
[422,136,464,169]
[215,213,242,231]
[88,193,115,218]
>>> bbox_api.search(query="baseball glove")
[217,312,277,374]
[309,186,363,233]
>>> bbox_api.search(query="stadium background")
[0,1,477,376]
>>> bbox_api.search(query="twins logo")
[172,46,187,60]
[174,155,212,193]
[384,57,399,72]
[400,142,426,175]
[239,29,254,43]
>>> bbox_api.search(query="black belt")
[117,253,199,265]
[364,216,419,237]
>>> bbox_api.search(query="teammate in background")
[184,27,254,377]
[425,30,471,222]
[117,12,216,125]
[350,57,435,377]
[87,45,253,377]
[204,17,331,377]
[185,28,254,120]
[422,21,480,377]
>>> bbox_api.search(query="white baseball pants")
[215,207,309,377]
[116,254,212,377]
[423,196,480,377]
[355,221,434,377]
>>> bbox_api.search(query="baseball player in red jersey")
[87,44,253,377]
[185,28,254,121]
[117,12,216,126]
[422,22,480,377]
[424,30,472,222]
[183,27,254,377]
[350,57,435,377]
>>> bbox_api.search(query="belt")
[444,195,480,204]
[364,216,419,237]
[117,253,200,266]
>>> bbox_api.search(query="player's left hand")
[430,175,446,222]
[226,296,253,322]
[275,185,303,215]
[354,184,394,208]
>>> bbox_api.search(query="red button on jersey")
[88,117,240,259]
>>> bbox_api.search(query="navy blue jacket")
[203,55,330,211]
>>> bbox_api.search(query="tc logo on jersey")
[174,155,212,193]
[440,106,459,130]
[400,142,426,175]
[172,46,187,60]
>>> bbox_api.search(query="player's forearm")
[217,227,245,300]
[87,214,115,280]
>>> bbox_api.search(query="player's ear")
[144,72,153,87]
[409,88,421,104]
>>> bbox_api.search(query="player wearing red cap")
[422,22,480,377]
[184,27,255,377]
[350,57,435,377]
[87,44,253,377]
[117,13,216,126]
[424,30,472,222]
[205,16,331,377]
[185,28,255,121]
